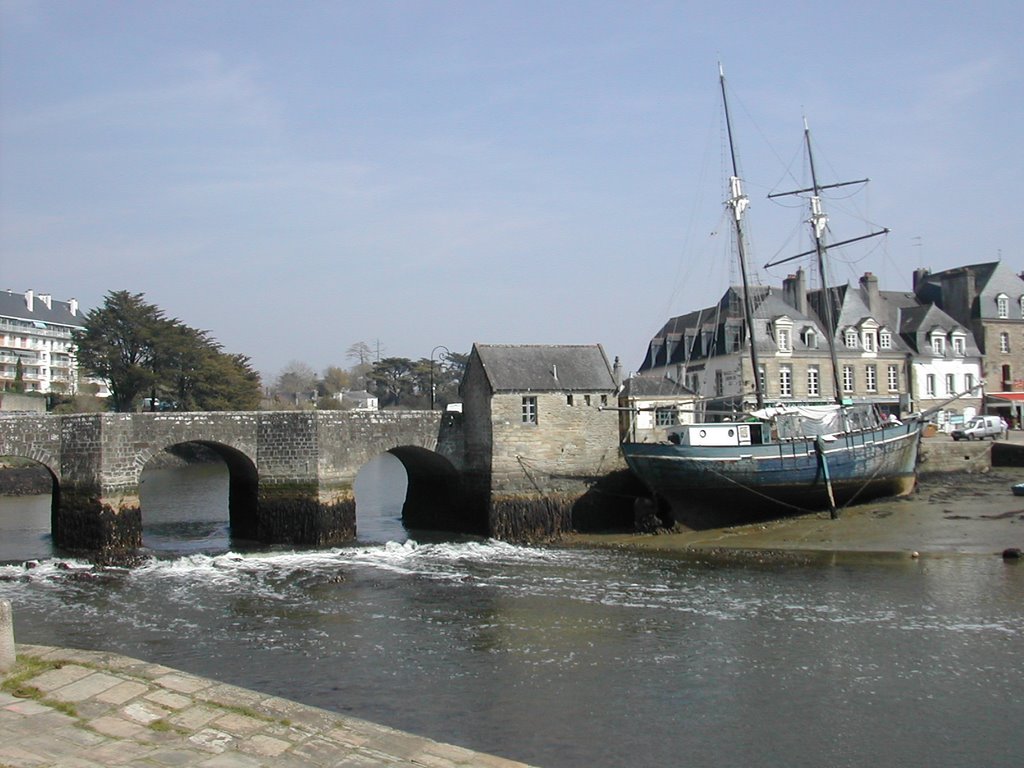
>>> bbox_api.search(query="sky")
[2,1,1022,382]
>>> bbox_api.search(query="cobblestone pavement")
[1,644,537,768]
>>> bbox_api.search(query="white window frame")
[879,330,892,349]
[952,335,966,355]
[945,373,956,395]
[776,327,791,353]
[1001,332,1011,354]
[807,366,820,397]
[926,374,936,396]
[842,365,854,393]
[862,330,877,352]
[865,365,877,392]
[522,396,538,424]
[931,334,946,355]
[997,293,1009,319]
[887,364,899,392]
[779,366,793,397]
[845,329,858,349]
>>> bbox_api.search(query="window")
[807,366,820,397]
[926,374,936,396]
[715,370,724,396]
[952,335,965,355]
[945,374,956,395]
[567,394,574,406]
[584,395,591,407]
[1019,296,1024,319]
[804,329,817,349]
[879,330,892,349]
[862,331,876,352]
[997,293,1009,319]
[842,365,854,393]
[601,394,608,407]
[1002,365,1012,388]
[1001,332,1010,353]
[655,408,678,427]
[777,327,791,352]
[757,366,766,395]
[521,396,537,424]
[931,334,946,355]
[866,365,877,392]
[887,364,899,392]
[845,329,858,349]
[779,366,792,397]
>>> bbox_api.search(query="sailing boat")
[620,68,923,528]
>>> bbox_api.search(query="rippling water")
[1,462,1022,767]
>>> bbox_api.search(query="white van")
[951,415,1007,441]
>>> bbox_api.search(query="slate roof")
[916,261,1024,320]
[0,290,84,328]
[621,374,694,399]
[471,343,616,393]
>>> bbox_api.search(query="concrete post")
[0,599,14,673]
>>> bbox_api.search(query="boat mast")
[766,119,890,405]
[719,65,764,410]
[803,119,844,404]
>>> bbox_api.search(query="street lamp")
[430,345,450,410]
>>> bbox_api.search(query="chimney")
[39,293,52,310]
[912,267,930,293]
[24,290,33,312]
[782,268,809,315]
[860,272,881,316]
[69,298,78,316]
[612,356,622,389]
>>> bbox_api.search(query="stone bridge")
[0,410,468,554]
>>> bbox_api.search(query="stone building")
[0,289,84,395]
[914,262,1024,425]
[460,343,623,538]
[638,269,984,421]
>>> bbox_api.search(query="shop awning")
[987,392,1024,401]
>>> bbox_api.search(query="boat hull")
[621,421,922,529]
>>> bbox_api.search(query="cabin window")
[887,364,899,392]
[807,366,820,397]
[879,330,892,349]
[865,365,877,392]
[842,365,854,393]
[522,396,538,424]
[1001,332,1011,353]
[779,366,792,397]
[926,374,936,396]
[952,335,966,355]
[845,329,858,349]
[946,374,956,395]
[655,408,679,427]
[997,294,1009,319]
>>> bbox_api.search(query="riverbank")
[565,466,1024,559]
[1,643,536,768]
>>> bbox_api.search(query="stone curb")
[2,643,538,768]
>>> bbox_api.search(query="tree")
[319,366,350,397]
[74,290,261,412]
[74,291,166,411]
[368,357,414,407]
[273,361,318,406]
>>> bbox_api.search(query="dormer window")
[777,327,791,352]
[845,329,858,349]
[803,328,817,349]
[931,333,946,355]
[1019,296,1024,319]
[997,293,1009,319]
[879,329,892,349]
[862,330,877,352]
[952,334,966,355]
[773,317,793,354]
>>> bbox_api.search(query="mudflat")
[565,467,1024,558]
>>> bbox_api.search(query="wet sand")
[565,467,1024,559]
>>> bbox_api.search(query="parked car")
[951,415,1008,441]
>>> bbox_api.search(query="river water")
[1,459,1022,767]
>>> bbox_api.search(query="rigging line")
[698,462,820,515]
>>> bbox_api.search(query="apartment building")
[0,289,84,395]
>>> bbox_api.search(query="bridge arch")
[138,440,259,542]
[387,445,480,534]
